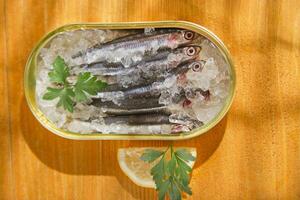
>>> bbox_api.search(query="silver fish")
[103,59,205,90]
[80,29,180,54]
[103,113,170,125]
[102,106,171,116]
[72,30,199,65]
[82,46,201,77]
[102,113,202,129]
[95,60,204,100]
[71,47,171,69]
[91,97,163,109]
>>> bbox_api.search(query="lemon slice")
[117,147,197,188]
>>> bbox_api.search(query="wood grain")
[1,0,300,199]
[0,0,13,199]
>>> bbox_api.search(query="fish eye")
[184,31,195,40]
[186,47,196,56]
[192,62,203,72]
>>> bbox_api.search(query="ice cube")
[72,104,102,121]
[95,91,125,105]
[67,120,94,133]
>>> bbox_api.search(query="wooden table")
[1,0,299,199]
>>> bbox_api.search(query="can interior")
[24,21,236,140]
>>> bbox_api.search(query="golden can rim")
[24,21,236,140]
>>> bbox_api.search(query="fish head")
[169,30,199,45]
[171,46,201,63]
[187,60,205,72]
[183,46,201,59]
[183,30,199,40]
[171,60,204,79]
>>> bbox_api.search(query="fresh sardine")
[72,48,170,69]
[72,30,199,66]
[102,106,171,115]
[102,113,202,129]
[91,97,163,109]
[95,60,205,100]
[80,46,201,77]
[103,113,170,125]
[85,29,179,52]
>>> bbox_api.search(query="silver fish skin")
[91,97,163,109]
[102,106,171,116]
[70,48,173,75]
[79,29,180,56]
[83,46,201,77]
[97,83,161,100]
[113,59,203,89]
[95,60,202,100]
[103,113,171,125]
[102,113,202,128]
[73,30,199,65]
[72,29,183,58]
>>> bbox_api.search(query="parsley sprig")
[43,56,107,112]
[141,146,195,200]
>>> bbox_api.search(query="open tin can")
[24,21,236,140]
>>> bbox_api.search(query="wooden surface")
[1,0,300,199]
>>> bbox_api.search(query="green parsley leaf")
[43,56,107,112]
[141,149,164,163]
[43,87,64,100]
[43,87,75,112]
[174,176,192,195]
[167,154,176,176]
[169,179,181,200]
[158,179,170,200]
[57,87,75,112]
[176,157,192,173]
[48,56,70,84]
[175,157,191,186]
[175,149,195,162]
[140,146,195,200]
[151,157,165,189]
[74,72,108,102]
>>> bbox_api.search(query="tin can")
[24,21,236,140]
